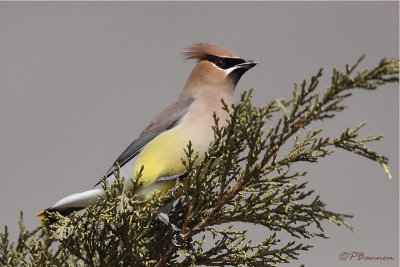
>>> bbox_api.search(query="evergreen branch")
[156,56,398,266]
[1,56,397,266]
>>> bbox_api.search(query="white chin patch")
[223,66,241,77]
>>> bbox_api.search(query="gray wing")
[104,131,161,178]
[140,96,195,135]
[93,97,195,187]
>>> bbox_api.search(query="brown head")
[180,43,257,98]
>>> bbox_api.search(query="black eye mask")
[202,55,245,70]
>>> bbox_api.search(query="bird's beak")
[226,59,258,86]
[237,60,258,69]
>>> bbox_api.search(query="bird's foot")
[171,177,180,199]
[157,208,193,253]
[172,229,193,251]
[171,172,188,198]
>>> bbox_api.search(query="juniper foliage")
[1,56,398,267]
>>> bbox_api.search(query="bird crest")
[182,43,238,60]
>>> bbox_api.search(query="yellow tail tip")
[37,210,48,225]
[37,210,46,218]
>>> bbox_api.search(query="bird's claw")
[171,175,181,198]
[172,229,184,247]
[172,229,193,252]
[170,172,188,199]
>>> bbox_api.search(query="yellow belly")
[131,124,208,199]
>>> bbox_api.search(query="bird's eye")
[215,59,226,68]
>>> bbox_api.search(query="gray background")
[0,2,398,266]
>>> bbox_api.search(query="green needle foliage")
[1,56,398,267]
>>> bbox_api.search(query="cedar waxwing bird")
[37,43,257,223]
